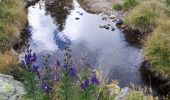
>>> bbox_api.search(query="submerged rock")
[75,17,80,20]
[0,74,25,100]
[99,25,110,30]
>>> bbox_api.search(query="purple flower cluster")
[91,73,99,85]
[81,79,89,90]
[21,51,38,72]
[80,73,99,90]
[25,53,36,65]
[69,67,75,76]
[41,82,51,92]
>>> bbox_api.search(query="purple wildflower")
[80,79,89,90]
[32,65,38,72]
[91,74,99,85]
[84,79,89,88]
[31,53,36,62]
[69,67,75,76]
[64,65,67,68]
[41,82,51,92]
[25,53,31,65]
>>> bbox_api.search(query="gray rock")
[99,25,110,30]
[115,87,130,100]
[0,74,26,100]
[116,19,123,26]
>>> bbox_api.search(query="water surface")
[23,0,144,87]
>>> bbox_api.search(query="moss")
[166,0,170,5]
[123,0,138,10]
[113,3,123,11]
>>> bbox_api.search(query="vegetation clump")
[144,20,170,75]
[113,3,123,11]
[0,0,27,76]
[0,0,27,50]
[113,0,138,11]
[15,47,157,100]
[125,0,167,33]
[0,51,19,75]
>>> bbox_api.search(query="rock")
[80,13,83,16]
[75,17,80,20]
[116,19,123,26]
[108,15,116,19]
[111,28,115,31]
[99,25,110,30]
[115,87,130,100]
[0,74,26,100]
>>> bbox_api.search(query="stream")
[21,0,145,88]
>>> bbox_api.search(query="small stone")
[99,25,110,30]
[79,13,83,16]
[112,28,115,31]
[109,15,116,19]
[75,17,80,20]
[116,19,123,26]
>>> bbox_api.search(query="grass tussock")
[144,20,170,74]
[0,0,26,75]
[113,3,123,11]
[113,0,139,11]
[128,89,158,100]
[0,51,20,75]
[125,0,167,33]
[0,0,27,51]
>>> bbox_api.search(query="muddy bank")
[140,61,170,98]
[120,25,148,48]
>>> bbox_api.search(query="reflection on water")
[46,0,73,30]
[24,0,144,87]
[27,0,70,52]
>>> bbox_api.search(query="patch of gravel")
[77,0,126,19]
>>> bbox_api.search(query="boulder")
[0,74,25,100]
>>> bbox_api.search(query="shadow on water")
[45,0,74,31]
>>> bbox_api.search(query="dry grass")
[0,0,27,51]
[0,0,26,75]
[0,51,19,75]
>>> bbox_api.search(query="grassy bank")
[113,0,170,78]
[0,0,27,74]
